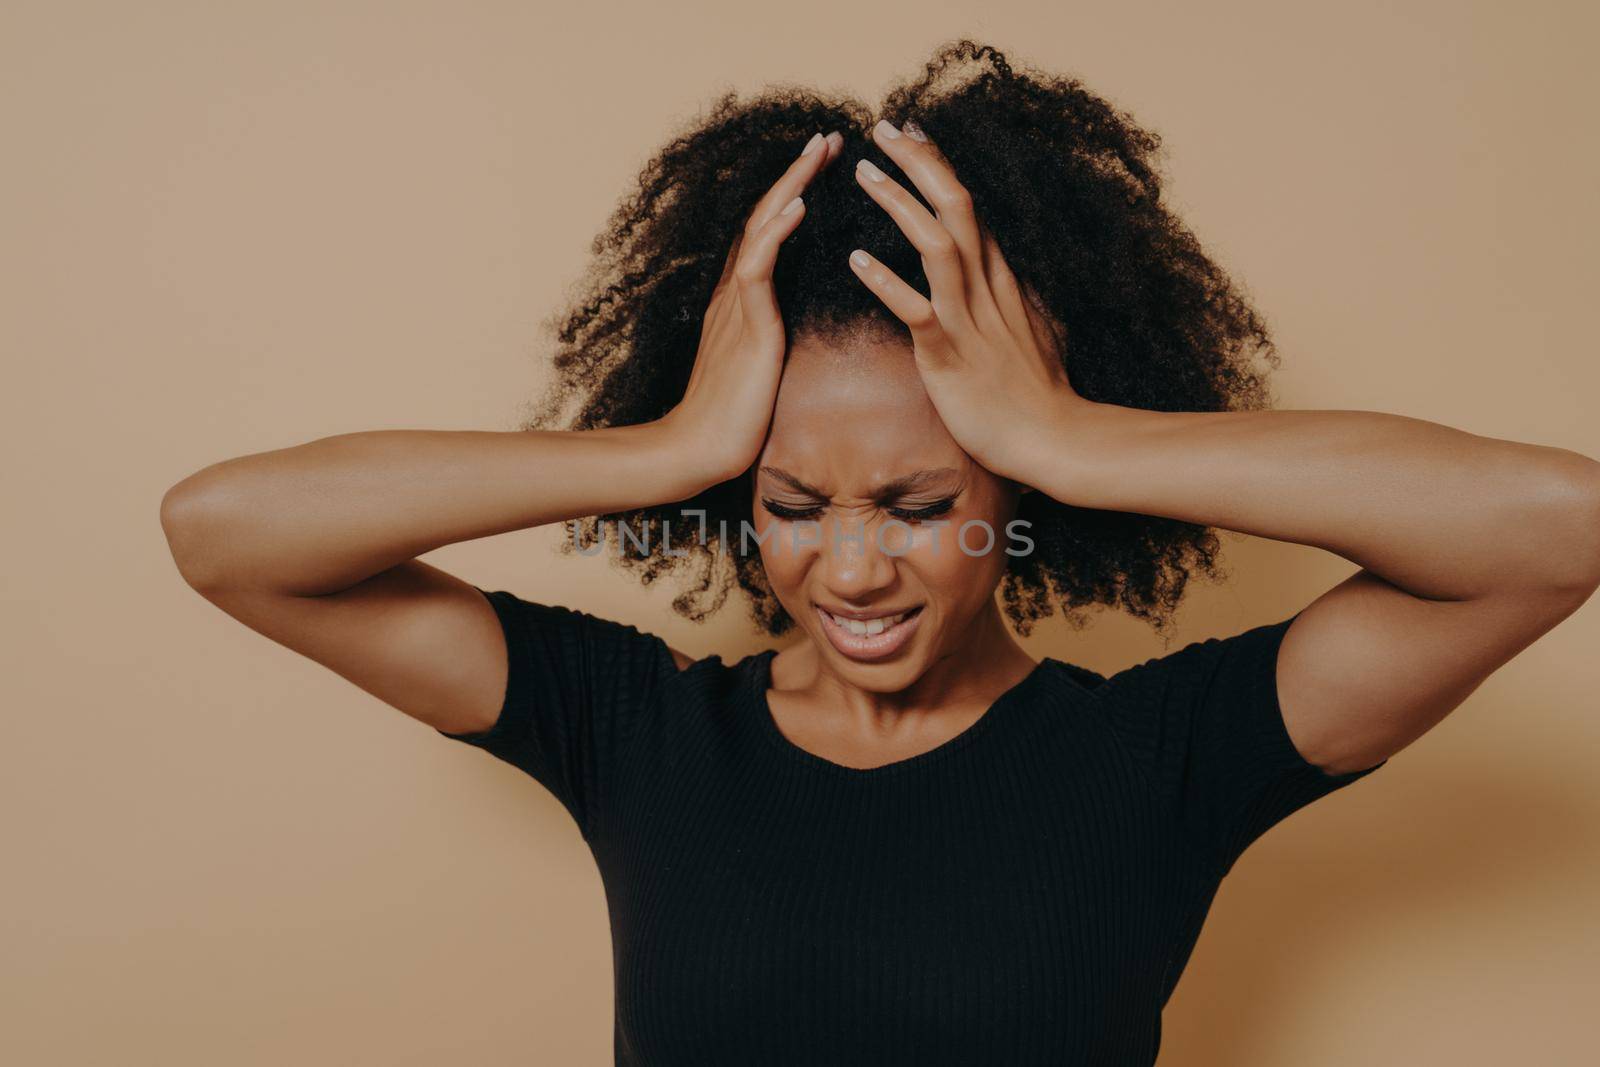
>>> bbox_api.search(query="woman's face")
[752,330,1024,693]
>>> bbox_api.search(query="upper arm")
[1092,569,1588,877]
[1277,567,1593,776]
[189,558,693,736]
[1097,612,1385,877]
[191,558,514,734]
[191,559,690,834]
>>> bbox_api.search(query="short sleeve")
[436,588,679,841]
[1095,611,1386,878]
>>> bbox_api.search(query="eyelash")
[760,498,957,523]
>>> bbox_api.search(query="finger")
[1020,283,1068,367]
[846,247,960,363]
[871,120,989,295]
[854,156,977,338]
[732,194,807,337]
[717,230,746,291]
[865,122,1010,338]
[718,130,839,291]
[748,131,839,235]
[978,218,1035,343]
[823,129,845,165]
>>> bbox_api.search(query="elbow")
[159,469,240,594]
[1535,453,1600,598]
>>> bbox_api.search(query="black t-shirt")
[438,588,1385,1066]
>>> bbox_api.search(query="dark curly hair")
[528,39,1280,640]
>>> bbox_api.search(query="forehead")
[760,330,965,486]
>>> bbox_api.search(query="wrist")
[1005,395,1132,506]
[643,413,750,496]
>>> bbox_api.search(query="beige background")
[4,1,1597,1063]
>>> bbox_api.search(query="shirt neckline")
[743,648,1060,780]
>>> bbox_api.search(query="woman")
[160,41,1599,1066]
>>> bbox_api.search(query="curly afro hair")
[530,39,1281,640]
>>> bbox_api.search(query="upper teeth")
[826,609,910,636]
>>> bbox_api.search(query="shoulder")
[1038,656,1110,695]
[1097,615,1295,698]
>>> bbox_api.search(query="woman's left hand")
[847,119,1094,485]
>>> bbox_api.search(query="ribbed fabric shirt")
[438,588,1385,1066]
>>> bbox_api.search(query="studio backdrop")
[3,2,1596,1064]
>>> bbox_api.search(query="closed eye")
[887,498,956,522]
[761,499,825,520]
[760,497,959,523]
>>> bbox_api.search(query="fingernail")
[874,119,901,140]
[781,195,803,215]
[850,249,870,268]
[801,132,823,156]
[903,121,927,143]
[857,158,886,183]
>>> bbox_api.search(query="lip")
[815,604,922,621]
[814,603,924,662]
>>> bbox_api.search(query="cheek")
[897,532,985,608]
[900,512,1016,611]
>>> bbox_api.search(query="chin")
[821,653,930,697]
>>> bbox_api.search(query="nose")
[813,512,898,601]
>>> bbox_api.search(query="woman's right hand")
[658,129,844,484]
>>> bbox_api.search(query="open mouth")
[813,604,924,661]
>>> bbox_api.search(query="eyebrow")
[757,466,961,499]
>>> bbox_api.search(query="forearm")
[1028,401,1600,601]
[160,421,714,596]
